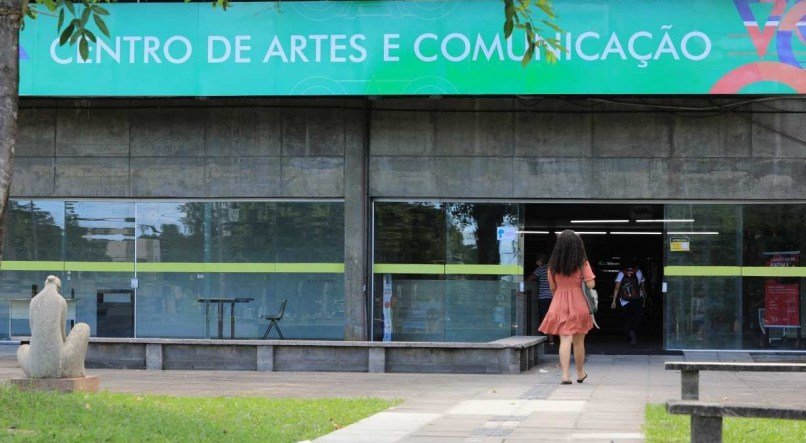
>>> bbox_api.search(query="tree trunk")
[0,0,23,261]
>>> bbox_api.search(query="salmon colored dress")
[538,261,595,336]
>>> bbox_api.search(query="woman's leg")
[572,333,586,379]
[559,334,572,382]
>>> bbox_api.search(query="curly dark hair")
[549,230,588,276]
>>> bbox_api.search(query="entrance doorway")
[523,204,665,354]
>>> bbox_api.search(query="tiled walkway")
[2,345,804,442]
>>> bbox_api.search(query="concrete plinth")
[9,376,100,393]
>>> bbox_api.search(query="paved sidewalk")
[2,346,805,442]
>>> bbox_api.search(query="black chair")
[262,299,287,339]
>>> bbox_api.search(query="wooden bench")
[666,401,806,443]
[665,362,806,442]
[665,361,806,400]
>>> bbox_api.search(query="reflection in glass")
[211,202,275,263]
[372,274,445,342]
[373,202,522,343]
[1,199,345,340]
[136,202,205,263]
[0,201,65,339]
[374,202,445,264]
[3,200,65,262]
[446,203,520,265]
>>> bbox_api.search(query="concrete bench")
[14,335,546,374]
[666,400,806,443]
[665,362,806,400]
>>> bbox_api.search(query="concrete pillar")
[145,344,162,370]
[691,415,722,443]
[368,348,386,373]
[257,345,274,372]
[681,370,700,400]
[343,107,369,341]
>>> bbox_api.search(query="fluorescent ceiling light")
[570,220,629,224]
[636,219,695,223]
[556,231,607,235]
[668,231,719,235]
[609,231,662,235]
[517,231,550,234]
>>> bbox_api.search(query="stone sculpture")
[16,275,90,379]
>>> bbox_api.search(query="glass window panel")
[135,273,206,338]
[446,203,521,265]
[3,200,65,261]
[0,271,56,339]
[741,204,805,351]
[136,202,205,263]
[273,274,344,340]
[66,201,135,262]
[276,202,344,263]
[64,272,134,337]
[374,202,445,264]
[664,204,741,267]
[664,276,742,349]
[444,276,516,342]
[372,274,446,342]
[210,202,275,263]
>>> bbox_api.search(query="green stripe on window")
[444,264,522,275]
[273,263,344,273]
[664,266,806,277]
[66,262,135,272]
[738,267,806,278]
[372,264,521,275]
[373,264,445,274]
[0,261,64,271]
[664,266,742,277]
[0,261,344,274]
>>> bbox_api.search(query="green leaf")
[65,1,75,15]
[504,19,514,38]
[79,37,89,61]
[535,0,555,18]
[69,24,82,45]
[57,8,65,31]
[59,22,75,46]
[80,6,91,25]
[84,29,97,43]
[91,5,110,16]
[93,14,109,37]
[540,19,563,33]
[43,0,57,12]
[521,46,534,67]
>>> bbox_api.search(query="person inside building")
[527,253,554,345]
[610,258,646,346]
[539,230,596,385]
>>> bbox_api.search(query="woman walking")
[539,230,596,384]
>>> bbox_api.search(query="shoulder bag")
[582,280,601,329]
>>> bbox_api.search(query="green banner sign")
[18,0,806,96]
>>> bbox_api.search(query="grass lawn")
[645,403,806,443]
[0,386,394,442]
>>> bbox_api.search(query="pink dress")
[538,261,595,336]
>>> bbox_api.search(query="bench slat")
[667,401,806,420]
[665,362,806,372]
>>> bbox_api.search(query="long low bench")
[665,362,806,400]
[665,361,806,443]
[666,401,806,443]
[15,336,545,374]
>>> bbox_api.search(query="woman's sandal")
[576,373,588,383]
[561,380,572,385]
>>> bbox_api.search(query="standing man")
[611,258,646,346]
[527,253,554,346]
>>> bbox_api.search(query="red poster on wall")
[764,252,800,327]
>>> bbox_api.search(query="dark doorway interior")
[523,204,666,355]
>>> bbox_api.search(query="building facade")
[2,1,804,352]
